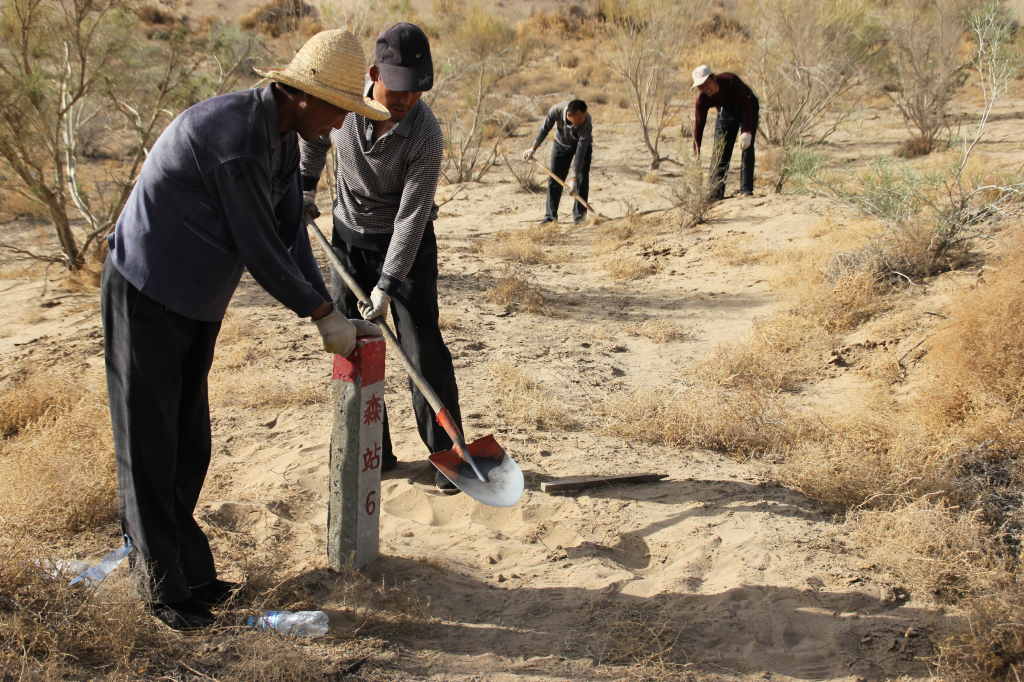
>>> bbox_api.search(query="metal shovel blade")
[429,435,524,507]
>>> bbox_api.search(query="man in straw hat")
[102,30,388,631]
[690,65,759,200]
[300,22,462,495]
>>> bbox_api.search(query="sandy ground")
[1,81,977,678]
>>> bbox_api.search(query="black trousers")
[710,102,758,199]
[101,259,220,604]
[546,141,591,222]
[331,224,462,461]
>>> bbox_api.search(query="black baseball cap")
[374,22,433,92]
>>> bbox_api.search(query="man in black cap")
[300,22,464,494]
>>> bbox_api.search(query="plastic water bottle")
[247,610,329,637]
[69,542,132,586]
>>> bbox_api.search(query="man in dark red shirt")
[691,65,759,200]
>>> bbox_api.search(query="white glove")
[302,190,319,219]
[358,286,391,321]
[521,147,535,161]
[739,132,753,151]
[314,309,357,356]
[351,319,382,337]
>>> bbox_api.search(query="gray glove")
[739,132,753,151]
[302,190,319,219]
[314,309,357,356]
[521,147,535,161]
[358,286,391,321]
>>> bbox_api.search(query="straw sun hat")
[254,29,390,121]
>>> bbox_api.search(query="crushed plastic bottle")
[246,610,330,637]
[34,540,132,587]
[69,541,132,587]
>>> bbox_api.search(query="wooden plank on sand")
[540,473,668,495]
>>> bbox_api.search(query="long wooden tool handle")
[307,218,441,410]
[529,156,605,219]
[306,218,486,481]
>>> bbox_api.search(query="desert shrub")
[485,270,546,313]
[604,0,712,169]
[0,3,263,271]
[699,313,832,393]
[875,0,975,153]
[670,151,718,228]
[500,149,543,194]
[741,0,883,147]
[770,145,825,193]
[920,240,1024,448]
[603,255,658,280]
[432,4,526,183]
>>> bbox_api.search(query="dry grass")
[769,234,1024,678]
[919,244,1024,446]
[487,362,577,430]
[0,533,394,679]
[605,383,817,459]
[475,224,563,264]
[602,255,658,281]
[625,319,693,343]
[708,233,768,266]
[699,313,832,393]
[484,270,546,313]
[0,370,117,538]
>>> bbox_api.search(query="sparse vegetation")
[484,269,546,313]
[604,0,711,169]
[875,0,975,155]
[742,0,882,147]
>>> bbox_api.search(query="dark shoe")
[382,453,399,471]
[150,598,215,631]
[573,215,586,224]
[435,469,461,495]
[190,579,241,608]
[539,217,556,224]
[737,190,753,197]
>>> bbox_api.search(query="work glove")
[314,309,357,356]
[739,132,753,151]
[302,190,319,219]
[521,147,535,161]
[358,286,391,321]
[351,319,382,337]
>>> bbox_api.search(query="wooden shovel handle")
[529,156,606,219]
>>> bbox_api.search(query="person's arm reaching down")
[523,104,559,160]
[693,95,710,156]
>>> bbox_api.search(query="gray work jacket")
[108,85,327,322]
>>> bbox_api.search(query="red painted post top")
[332,336,386,385]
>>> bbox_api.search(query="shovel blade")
[429,435,524,507]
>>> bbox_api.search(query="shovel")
[307,218,524,507]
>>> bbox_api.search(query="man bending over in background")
[691,65,759,200]
[523,99,593,224]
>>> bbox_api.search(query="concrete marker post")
[328,336,386,570]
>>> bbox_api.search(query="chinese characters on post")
[328,337,386,570]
